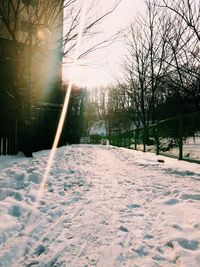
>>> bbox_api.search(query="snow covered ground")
[0,145,200,267]
[135,136,200,161]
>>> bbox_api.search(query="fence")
[109,111,200,164]
[0,103,64,156]
[32,103,64,151]
[0,119,18,155]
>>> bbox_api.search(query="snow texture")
[0,145,200,267]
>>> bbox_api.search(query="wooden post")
[128,131,131,149]
[155,124,160,155]
[121,135,123,147]
[3,137,7,155]
[117,135,119,147]
[179,114,183,160]
[134,129,137,150]
[143,127,146,152]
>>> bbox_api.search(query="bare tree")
[106,84,133,135]
[156,0,200,112]
[0,0,122,114]
[0,0,122,57]
[122,0,170,127]
[157,0,200,41]
[121,0,200,127]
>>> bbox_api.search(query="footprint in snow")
[34,244,46,256]
[144,234,154,240]
[8,205,24,217]
[180,193,200,201]
[172,224,183,231]
[127,204,141,209]
[26,167,37,174]
[58,191,65,196]
[118,226,129,232]
[27,172,41,184]
[116,253,127,263]
[166,238,199,251]
[164,198,179,205]
[132,246,149,256]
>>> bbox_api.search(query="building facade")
[0,0,64,155]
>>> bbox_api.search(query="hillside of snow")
[0,145,200,267]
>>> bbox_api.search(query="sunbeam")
[33,0,88,213]
[12,1,88,265]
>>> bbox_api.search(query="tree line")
[106,0,200,135]
[63,0,200,142]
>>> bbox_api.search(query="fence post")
[178,114,183,160]
[155,124,160,155]
[115,135,117,146]
[143,127,146,152]
[111,135,114,146]
[128,131,131,149]
[3,138,7,155]
[12,119,18,155]
[114,135,118,146]
[125,134,127,148]
[121,135,123,147]
[117,133,121,147]
[108,135,112,145]
[122,135,125,147]
[134,129,137,150]
[110,136,113,146]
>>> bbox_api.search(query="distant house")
[89,120,107,137]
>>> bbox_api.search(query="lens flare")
[32,0,88,212]
[37,28,51,42]
[13,1,88,265]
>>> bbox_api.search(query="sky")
[62,0,146,89]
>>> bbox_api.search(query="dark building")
[0,0,64,155]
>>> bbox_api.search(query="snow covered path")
[0,145,200,267]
